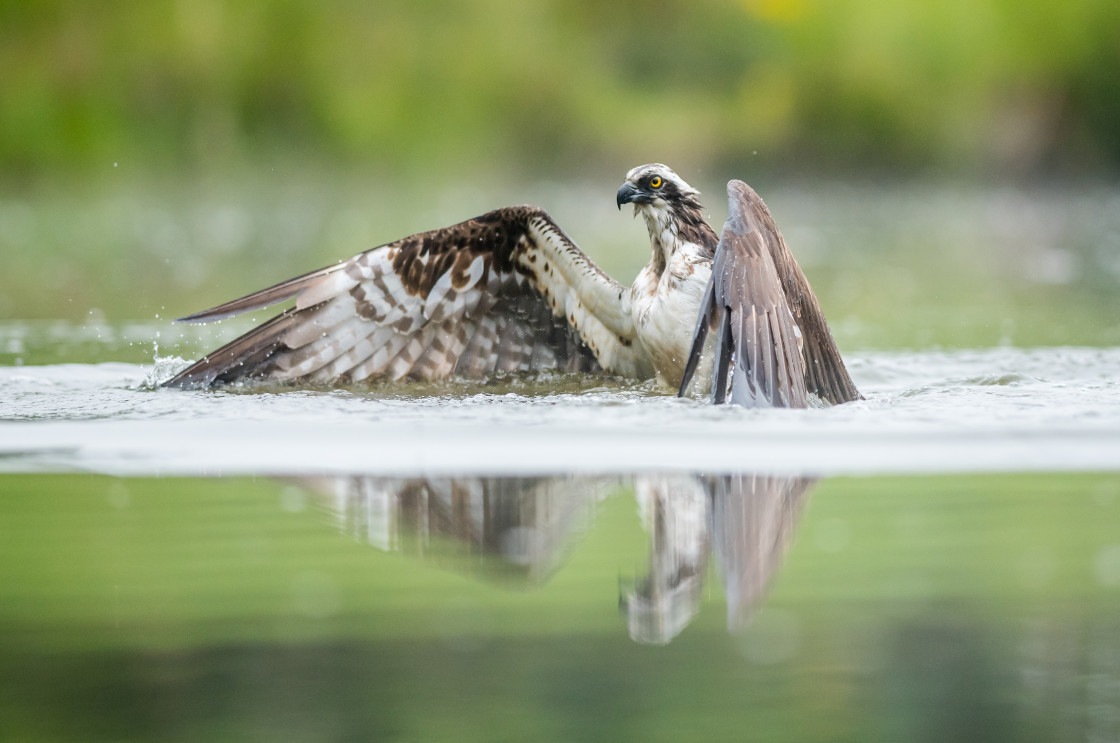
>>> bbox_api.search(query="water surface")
[1,323,1118,476]
[2,471,1118,742]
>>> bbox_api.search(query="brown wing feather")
[176,265,346,323]
[679,180,858,407]
[163,206,635,389]
[166,309,305,388]
[739,183,861,404]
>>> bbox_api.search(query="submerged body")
[165,164,858,408]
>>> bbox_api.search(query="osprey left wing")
[678,180,860,407]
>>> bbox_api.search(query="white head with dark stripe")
[616,164,717,268]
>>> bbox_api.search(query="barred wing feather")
[164,206,652,389]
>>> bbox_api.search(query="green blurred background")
[4,0,1120,179]
[1,0,1119,344]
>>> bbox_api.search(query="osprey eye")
[649,176,663,189]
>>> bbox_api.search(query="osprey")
[164,164,859,407]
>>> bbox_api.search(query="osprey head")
[616,163,717,259]
[616,163,701,214]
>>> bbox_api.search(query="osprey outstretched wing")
[165,165,859,408]
[677,180,861,407]
[164,206,653,388]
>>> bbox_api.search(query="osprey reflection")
[299,473,815,645]
[623,474,814,644]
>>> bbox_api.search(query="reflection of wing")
[708,474,815,630]
[301,475,616,584]
[164,207,653,388]
[624,473,815,643]
[679,180,860,407]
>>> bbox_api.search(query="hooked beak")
[616,182,641,210]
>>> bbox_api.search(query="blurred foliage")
[1,0,1119,182]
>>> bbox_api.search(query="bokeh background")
[5,0,1120,179]
[2,0,1119,350]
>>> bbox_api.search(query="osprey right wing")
[164,207,653,389]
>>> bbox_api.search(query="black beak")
[616,182,641,210]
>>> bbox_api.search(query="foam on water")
[2,343,1119,476]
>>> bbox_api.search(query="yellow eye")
[650,176,663,189]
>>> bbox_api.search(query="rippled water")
[2,322,1119,475]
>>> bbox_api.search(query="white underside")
[630,245,713,389]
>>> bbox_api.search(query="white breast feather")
[632,244,712,388]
